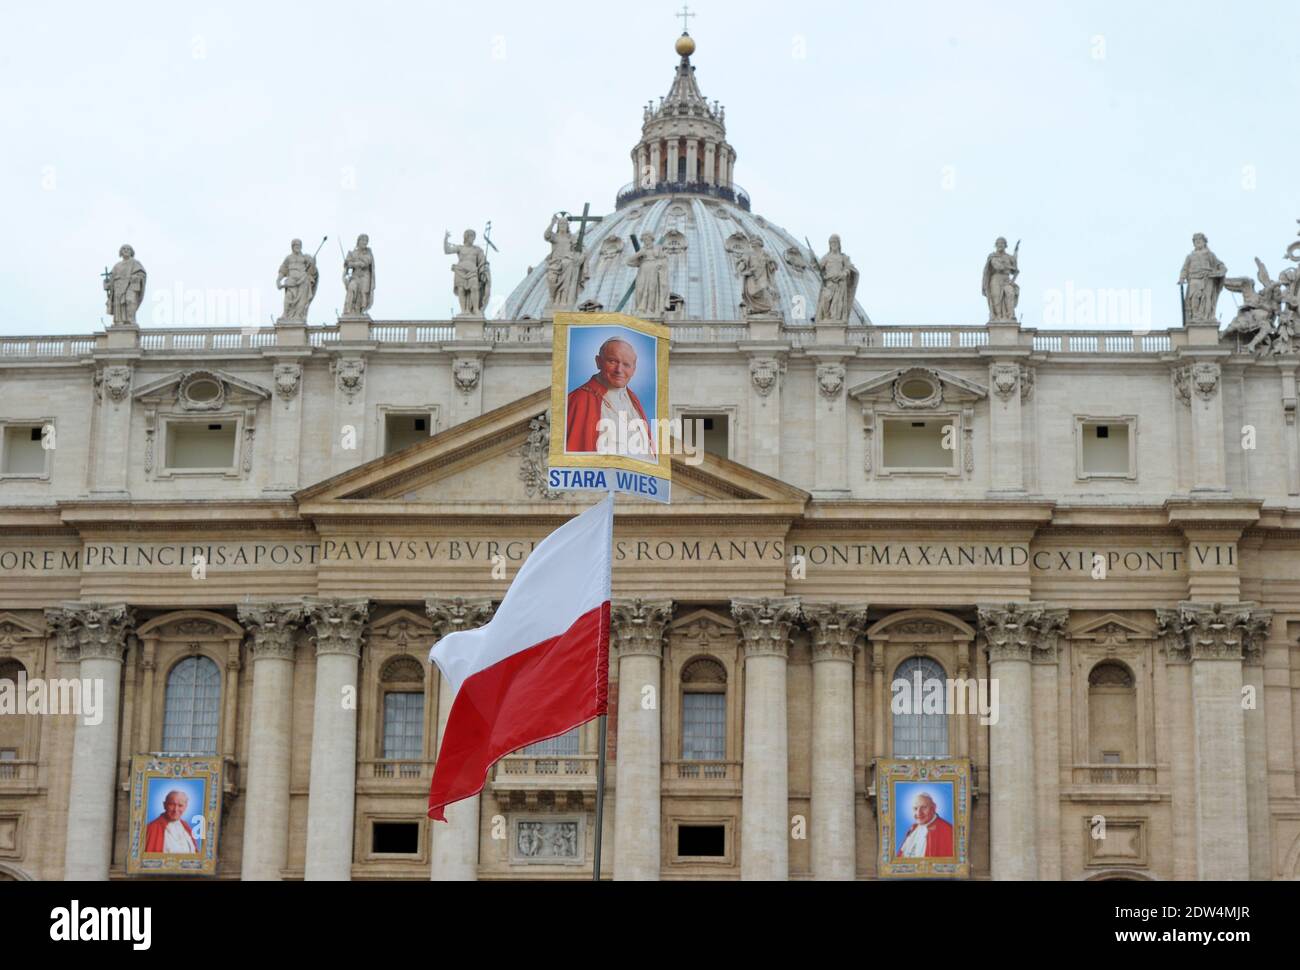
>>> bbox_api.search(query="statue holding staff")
[982,237,1020,322]
[104,243,147,326]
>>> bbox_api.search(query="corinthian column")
[977,602,1066,881]
[611,599,672,880]
[302,597,369,881]
[236,602,305,880]
[803,603,866,881]
[51,603,134,880]
[426,597,495,881]
[732,596,800,881]
[1157,602,1270,880]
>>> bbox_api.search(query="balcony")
[1071,764,1158,786]
[615,179,751,212]
[662,760,742,797]
[489,754,598,811]
[357,759,433,793]
[0,759,38,794]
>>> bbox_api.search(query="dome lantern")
[622,29,738,212]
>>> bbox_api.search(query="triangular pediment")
[0,612,45,645]
[848,366,987,404]
[295,388,808,518]
[133,368,271,404]
[1067,613,1156,641]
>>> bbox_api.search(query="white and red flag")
[427,494,613,821]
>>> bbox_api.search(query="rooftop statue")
[276,238,319,323]
[103,244,146,327]
[1178,232,1226,324]
[544,214,590,311]
[736,234,780,316]
[982,237,1020,323]
[813,234,859,324]
[445,229,491,317]
[342,234,376,318]
[627,232,670,317]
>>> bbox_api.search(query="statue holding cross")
[543,207,598,311]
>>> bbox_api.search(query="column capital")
[731,596,800,659]
[46,602,135,662]
[977,602,1068,664]
[44,605,83,662]
[303,597,370,658]
[238,601,306,662]
[1156,602,1272,663]
[611,599,672,660]
[425,596,495,641]
[802,602,867,663]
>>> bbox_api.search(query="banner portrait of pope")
[894,785,955,858]
[563,326,659,461]
[142,778,205,855]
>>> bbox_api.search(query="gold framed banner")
[126,755,222,875]
[548,311,671,504]
[876,757,972,879]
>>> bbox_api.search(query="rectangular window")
[371,821,420,855]
[682,692,726,761]
[881,418,954,470]
[1077,417,1136,479]
[385,412,432,454]
[0,748,15,780]
[1102,751,1122,765]
[521,727,580,756]
[1,424,49,476]
[677,824,726,858]
[382,691,424,760]
[683,414,729,459]
[165,421,237,470]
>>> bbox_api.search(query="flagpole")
[592,711,608,880]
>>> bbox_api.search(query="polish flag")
[427,494,613,821]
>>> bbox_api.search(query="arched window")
[681,658,727,762]
[1088,661,1137,765]
[380,656,426,761]
[162,656,221,755]
[892,656,948,759]
[0,659,26,773]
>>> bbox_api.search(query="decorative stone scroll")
[731,597,801,658]
[611,599,673,660]
[237,602,306,662]
[977,602,1069,663]
[425,597,495,641]
[1155,602,1273,664]
[303,598,370,658]
[802,603,867,663]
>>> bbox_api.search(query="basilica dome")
[501,35,870,326]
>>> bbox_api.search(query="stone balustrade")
[0,321,1205,358]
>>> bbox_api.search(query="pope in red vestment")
[565,337,655,456]
[144,790,198,853]
[896,792,954,857]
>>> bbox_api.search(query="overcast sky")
[2,0,1297,335]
